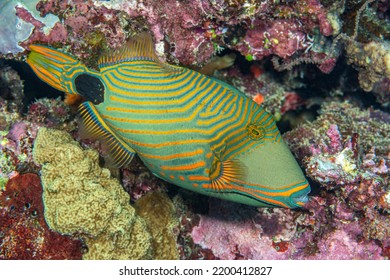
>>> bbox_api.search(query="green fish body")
[27,33,310,208]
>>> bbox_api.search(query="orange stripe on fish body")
[27,33,311,208]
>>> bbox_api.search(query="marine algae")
[33,127,152,260]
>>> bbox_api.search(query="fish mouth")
[27,45,79,92]
[289,181,311,207]
[212,178,312,208]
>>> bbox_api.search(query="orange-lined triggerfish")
[27,33,311,208]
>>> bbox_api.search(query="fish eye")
[246,124,265,140]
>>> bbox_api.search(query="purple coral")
[191,200,302,260]
[121,160,166,202]
[190,197,385,260]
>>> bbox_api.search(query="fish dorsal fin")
[98,32,181,73]
[78,102,136,168]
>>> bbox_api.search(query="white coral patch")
[385,191,390,206]
[335,149,357,175]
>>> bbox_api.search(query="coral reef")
[2,1,332,63]
[1,0,388,94]
[285,101,389,257]
[0,97,75,189]
[0,0,58,55]
[0,173,83,259]
[171,194,217,260]
[0,0,389,261]
[26,97,74,126]
[285,101,390,157]
[0,64,24,111]
[121,158,165,202]
[0,120,41,190]
[214,63,309,118]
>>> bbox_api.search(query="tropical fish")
[27,33,311,208]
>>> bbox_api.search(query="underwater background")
[0,0,389,260]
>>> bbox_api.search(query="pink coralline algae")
[26,97,74,127]
[0,120,41,186]
[0,173,83,259]
[5,0,333,67]
[214,64,309,118]
[286,101,389,257]
[237,19,307,60]
[1,98,74,165]
[191,194,386,260]
[121,157,166,202]
[2,0,387,95]
[33,0,128,61]
[191,201,303,260]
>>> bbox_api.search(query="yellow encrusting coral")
[135,191,179,260]
[33,127,152,259]
[346,41,390,91]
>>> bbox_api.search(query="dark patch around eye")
[75,74,105,104]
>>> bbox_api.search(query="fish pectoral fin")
[64,92,85,107]
[208,157,247,192]
[78,102,136,168]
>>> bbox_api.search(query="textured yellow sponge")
[135,191,179,260]
[33,127,152,259]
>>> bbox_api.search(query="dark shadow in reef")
[307,177,321,197]
[0,58,64,113]
[175,186,312,224]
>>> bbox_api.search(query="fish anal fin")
[78,102,136,168]
[65,92,84,107]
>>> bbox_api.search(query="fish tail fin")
[27,45,94,95]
